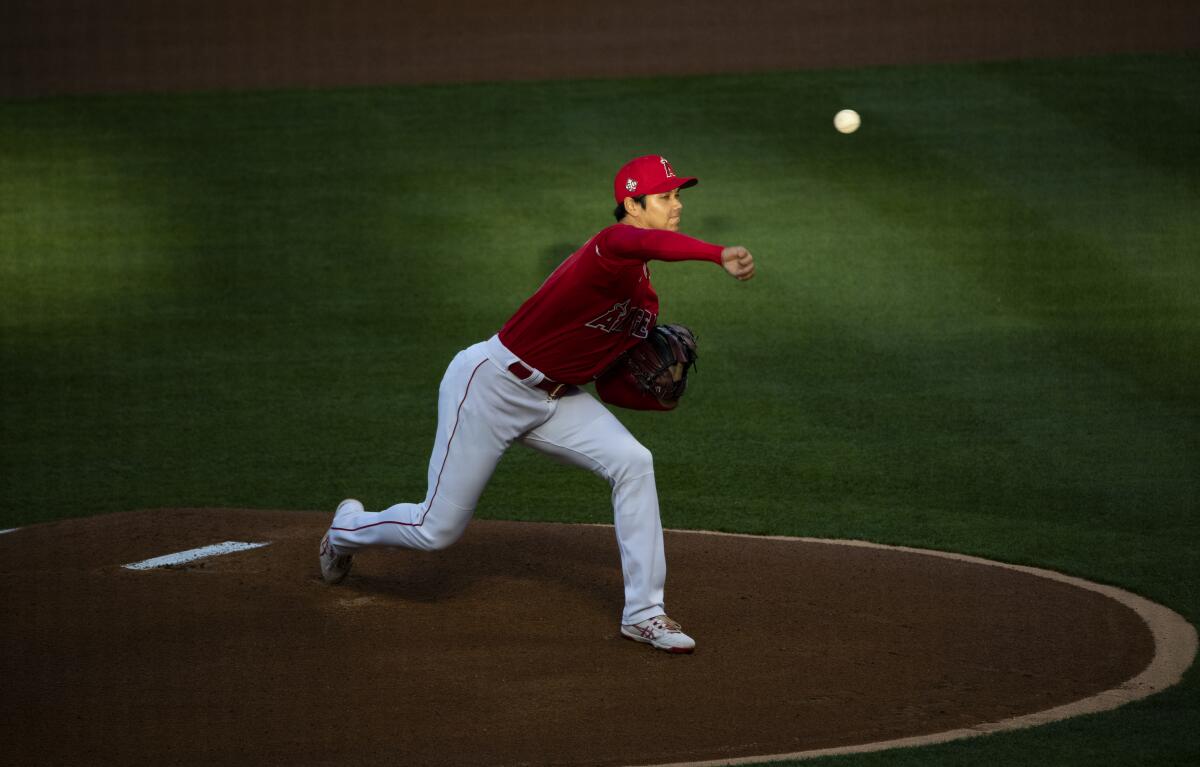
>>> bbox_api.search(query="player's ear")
[623,197,641,218]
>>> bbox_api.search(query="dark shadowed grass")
[2,52,1198,765]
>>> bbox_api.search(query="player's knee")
[611,440,654,482]
[411,525,463,552]
[421,530,461,551]
[416,509,470,551]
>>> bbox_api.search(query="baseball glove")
[624,323,699,405]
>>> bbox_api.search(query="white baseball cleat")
[319,498,362,585]
[620,615,696,654]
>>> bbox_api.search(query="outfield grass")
[2,53,1198,764]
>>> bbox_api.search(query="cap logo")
[660,157,676,178]
[625,178,638,192]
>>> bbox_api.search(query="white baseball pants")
[328,335,668,625]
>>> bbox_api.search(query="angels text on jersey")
[586,299,654,339]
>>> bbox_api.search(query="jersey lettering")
[586,299,631,333]
[586,300,655,338]
[629,308,653,339]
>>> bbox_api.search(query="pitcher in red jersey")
[320,155,755,654]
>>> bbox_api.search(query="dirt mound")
[0,508,1157,766]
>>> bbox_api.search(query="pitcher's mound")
[0,508,1177,766]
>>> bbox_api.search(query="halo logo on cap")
[614,155,699,203]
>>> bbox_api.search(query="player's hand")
[721,246,755,281]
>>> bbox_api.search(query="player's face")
[630,188,684,231]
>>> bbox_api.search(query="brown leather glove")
[599,323,698,409]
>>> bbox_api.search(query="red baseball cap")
[613,155,698,203]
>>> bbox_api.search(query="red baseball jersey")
[498,224,724,384]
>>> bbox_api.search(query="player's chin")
[666,219,681,231]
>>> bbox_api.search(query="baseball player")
[320,155,755,653]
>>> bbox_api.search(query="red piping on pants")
[331,359,487,532]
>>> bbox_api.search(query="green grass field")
[2,52,1198,764]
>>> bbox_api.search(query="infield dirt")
[0,508,1156,766]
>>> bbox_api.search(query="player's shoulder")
[593,223,627,241]
[583,225,643,272]
[592,223,649,252]
[586,223,624,254]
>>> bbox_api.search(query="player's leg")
[329,345,544,552]
[518,392,667,626]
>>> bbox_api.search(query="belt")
[508,362,574,399]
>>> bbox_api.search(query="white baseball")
[834,109,861,134]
